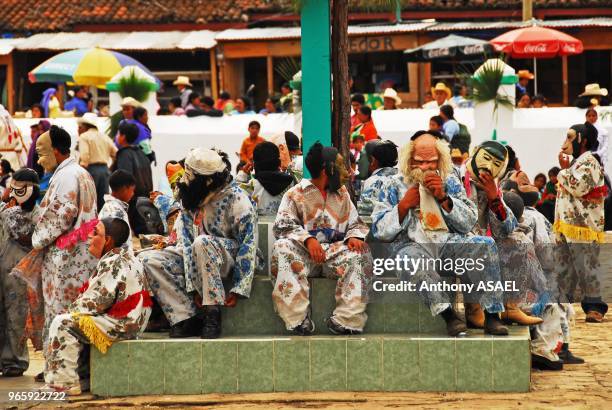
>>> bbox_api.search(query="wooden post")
[6,54,14,114]
[522,0,533,21]
[210,50,219,100]
[301,0,332,177]
[266,55,274,95]
[562,55,568,106]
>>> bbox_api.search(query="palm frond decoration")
[275,57,301,82]
[116,69,152,102]
[468,58,514,112]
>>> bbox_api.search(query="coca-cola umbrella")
[404,34,494,62]
[489,23,583,95]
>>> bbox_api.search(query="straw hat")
[173,75,192,87]
[120,97,142,108]
[517,70,534,80]
[77,112,98,128]
[579,83,608,97]
[382,88,402,106]
[431,82,451,99]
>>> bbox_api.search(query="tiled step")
[90,328,531,396]
[222,276,448,336]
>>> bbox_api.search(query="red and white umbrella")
[490,23,583,94]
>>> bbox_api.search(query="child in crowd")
[99,170,136,251]
[239,121,265,163]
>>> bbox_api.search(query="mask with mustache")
[467,141,508,181]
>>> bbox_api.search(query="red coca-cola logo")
[522,43,549,53]
[562,44,577,53]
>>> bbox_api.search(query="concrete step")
[90,328,531,396]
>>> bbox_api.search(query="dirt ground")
[1,306,610,410]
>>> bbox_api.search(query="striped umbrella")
[28,47,159,88]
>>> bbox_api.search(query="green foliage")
[468,59,514,111]
[107,110,124,140]
[116,69,151,102]
[275,57,301,82]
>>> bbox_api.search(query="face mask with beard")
[467,141,508,181]
[36,131,58,173]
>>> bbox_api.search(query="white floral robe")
[357,166,398,216]
[554,151,606,300]
[99,194,132,252]
[45,248,151,388]
[371,174,504,315]
[32,157,98,350]
[0,202,38,372]
[141,181,258,325]
[240,177,293,216]
[271,180,373,331]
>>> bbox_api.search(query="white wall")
[13,107,612,189]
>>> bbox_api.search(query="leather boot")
[531,354,563,371]
[558,343,585,364]
[464,303,485,329]
[484,311,508,336]
[169,316,201,338]
[501,304,543,326]
[441,307,467,337]
[201,306,222,339]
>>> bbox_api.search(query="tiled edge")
[456,339,493,392]
[419,338,456,391]
[493,338,531,392]
[164,341,202,394]
[382,338,419,391]
[237,340,274,393]
[202,340,239,394]
[347,337,383,391]
[274,339,310,392]
[310,338,347,391]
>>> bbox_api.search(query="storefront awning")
[428,17,612,32]
[0,38,24,55]
[215,22,436,41]
[15,30,217,51]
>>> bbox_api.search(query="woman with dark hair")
[0,159,14,193]
[131,106,155,163]
[259,96,281,115]
[586,108,608,169]
[439,104,460,142]
[231,96,255,115]
[0,167,40,377]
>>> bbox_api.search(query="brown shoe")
[585,311,604,323]
[465,303,484,329]
[501,304,543,326]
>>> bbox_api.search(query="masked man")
[464,141,544,328]
[358,140,399,216]
[140,148,258,339]
[44,218,152,395]
[372,131,508,337]
[271,142,373,335]
[32,126,98,368]
[555,123,607,323]
[0,168,40,377]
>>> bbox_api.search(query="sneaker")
[326,317,362,335]
[291,316,315,336]
[585,311,604,323]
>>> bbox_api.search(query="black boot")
[292,315,315,336]
[531,354,563,371]
[484,311,509,336]
[169,316,201,338]
[558,343,585,364]
[326,317,362,335]
[440,307,467,337]
[201,306,222,339]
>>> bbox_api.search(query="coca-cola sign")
[462,44,484,55]
[425,47,451,59]
[562,43,579,53]
[522,43,551,54]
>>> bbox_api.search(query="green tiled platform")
[91,328,530,396]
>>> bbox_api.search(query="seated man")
[464,142,544,328]
[554,123,607,323]
[44,218,152,395]
[0,168,40,377]
[358,140,399,216]
[140,148,258,339]
[271,142,373,335]
[371,131,508,337]
[240,141,294,215]
[99,170,135,251]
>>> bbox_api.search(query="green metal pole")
[301,0,332,178]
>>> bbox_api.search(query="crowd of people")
[0,80,609,396]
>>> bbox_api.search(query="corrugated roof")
[428,17,612,31]
[0,38,23,55]
[215,22,436,41]
[15,30,217,51]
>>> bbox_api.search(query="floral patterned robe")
[371,174,504,315]
[240,177,293,216]
[0,202,38,372]
[271,179,373,331]
[32,157,98,349]
[357,166,398,216]
[99,194,132,251]
[45,247,152,388]
[553,151,606,300]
